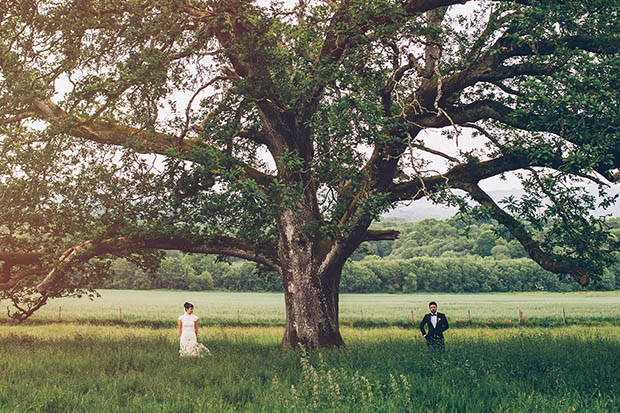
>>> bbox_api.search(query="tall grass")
[2,291,619,411]
[0,324,618,412]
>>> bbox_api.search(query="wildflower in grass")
[399,374,410,393]
[390,374,399,395]
[361,375,373,403]
[271,376,281,400]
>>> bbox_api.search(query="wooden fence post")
[119,307,123,322]
[361,309,365,323]
[237,309,241,324]
[468,309,471,326]
[58,305,61,322]
[562,307,566,326]
[410,310,415,325]
[518,309,523,325]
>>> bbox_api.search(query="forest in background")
[102,216,620,293]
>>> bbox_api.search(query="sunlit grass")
[21,290,620,329]
[2,291,620,411]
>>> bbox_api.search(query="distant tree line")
[103,253,281,292]
[342,257,618,293]
[103,217,620,292]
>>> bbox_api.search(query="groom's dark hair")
[184,302,194,310]
[429,301,437,307]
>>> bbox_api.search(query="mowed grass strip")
[0,324,619,412]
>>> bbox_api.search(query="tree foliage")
[1,0,620,346]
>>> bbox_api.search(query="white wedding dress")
[178,313,211,357]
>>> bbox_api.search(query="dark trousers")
[426,334,444,350]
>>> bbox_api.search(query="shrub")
[341,262,382,293]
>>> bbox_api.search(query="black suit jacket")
[419,312,449,339]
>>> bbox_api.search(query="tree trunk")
[280,264,344,349]
[278,209,345,350]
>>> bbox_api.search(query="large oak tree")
[1,0,619,348]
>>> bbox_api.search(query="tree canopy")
[1,0,620,347]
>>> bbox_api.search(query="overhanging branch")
[407,99,515,128]
[498,34,620,59]
[143,234,280,272]
[0,252,44,286]
[389,151,595,286]
[455,182,591,285]
[389,149,551,203]
[365,229,400,241]
[34,233,281,294]
[0,111,35,126]
[28,98,275,189]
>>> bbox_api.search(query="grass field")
[21,289,620,327]
[1,290,620,412]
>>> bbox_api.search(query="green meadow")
[1,290,620,412]
[24,289,620,327]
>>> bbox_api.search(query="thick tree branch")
[403,0,466,16]
[0,111,35,126]
[424,7,446,74]
[382,53,417,115]
[0,252,44,266]
[0,268,47,290]
[409,99,620,183]
[410,57,559,114]
[28,98,275,189]
[389,159,593,285]
[382,1,529,23]
[405,20,618,118]
[389,146,596,285]
[0,252,44,285]
[297,0,351,118]
[408,99,515,128]
[35,238,122,294]
[415,98,620,183]
[456,182,591,285]
[144,234,281,273]
[364,229,400,241]
[35,234,280,294]
[389,151,538,202]
[498,34,620,60]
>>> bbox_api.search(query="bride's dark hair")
[184,302,194,310]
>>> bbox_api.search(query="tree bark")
[280,264,344,350]
[277,209,345,350]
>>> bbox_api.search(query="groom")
[419,301,449,350]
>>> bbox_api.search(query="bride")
[178,302,211,357]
